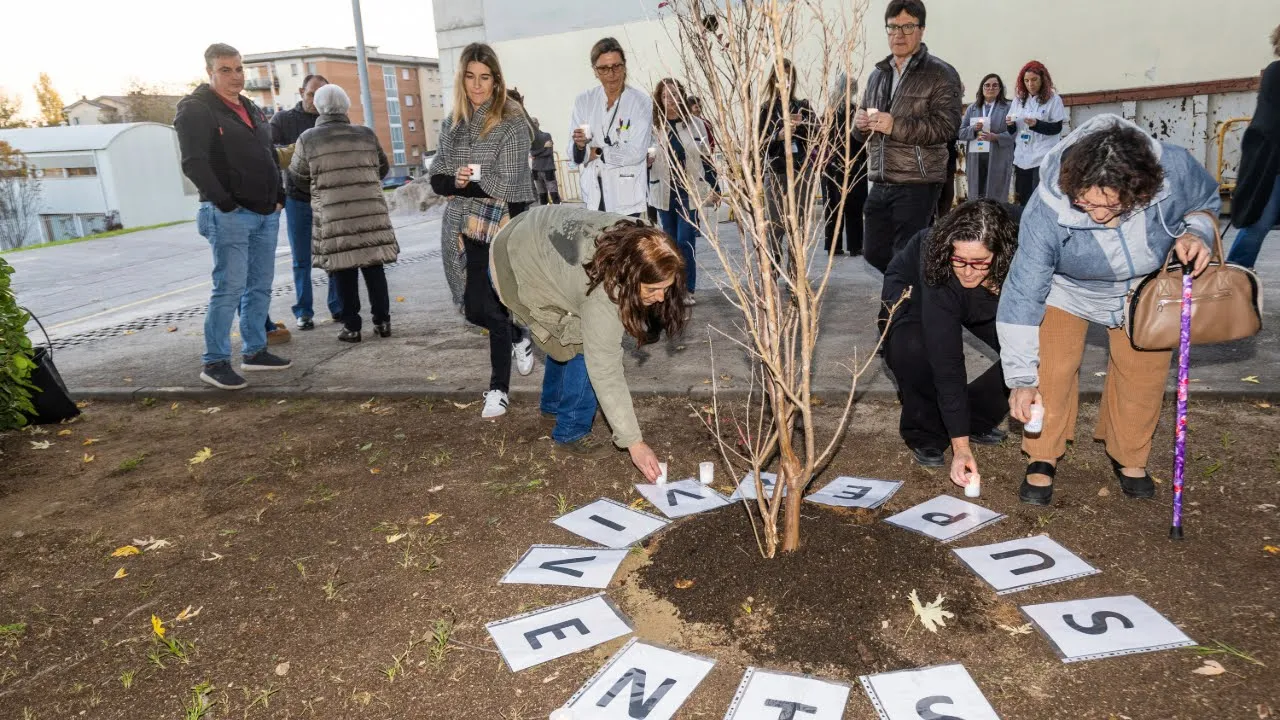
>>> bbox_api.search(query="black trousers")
[884,319,1008,452]
[464,237,521,393]
[822,175,868,256]
[333,264,389,333]
[937,143,959,218]
[1014,166,1041,207]
[863,183,941,273]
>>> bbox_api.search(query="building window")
[290,63,299,76]
[383,66,399,93]
[306,61,316,75]
[401,68,410,80]
[383,65,406,165]
[411,145,420,157]
[405,94,414,107]
[408,120,416,132]
[66,167,98,177]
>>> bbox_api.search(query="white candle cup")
[699,461,715,485]
[647,146,657,159]
[578,123,592,139]
[964,473,982,498]
[467,163,482,180]
[866,107,879,116]
[969,116,984,127]
[1006,113,1019,124]
[1024,403,1045,434]
[656,461,668,485]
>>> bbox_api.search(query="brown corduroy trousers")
[1025,306,1172,469]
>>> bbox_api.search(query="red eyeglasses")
[950,256,993,270]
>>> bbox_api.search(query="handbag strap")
[1164,210,1226,269]
[19,306,53,362]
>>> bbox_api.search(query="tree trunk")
[779,453,803,552]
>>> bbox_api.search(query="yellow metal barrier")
[1215,116,1252,192]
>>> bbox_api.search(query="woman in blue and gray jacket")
[996,115,1218,506]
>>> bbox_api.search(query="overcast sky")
[0,0,439,119]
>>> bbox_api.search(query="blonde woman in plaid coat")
[429,43,538,419]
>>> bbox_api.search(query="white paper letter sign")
[882,495,1004,543]
[553,498,670,548]
[859,664,999,720]
[486,593,633,672]
[1020,594,1195,663]
[500,545,630,589]
[635,478,731,519]
[806,476,903,510]
[725,667,851,720]
[952,534,1100,595]
[729,471,784,501]
[560,638,715,719]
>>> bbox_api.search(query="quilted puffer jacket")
[288,113,399,272]
[856,43,962,185]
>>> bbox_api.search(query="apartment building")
[243,47,443,177]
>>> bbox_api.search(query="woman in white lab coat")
[957,73,1015,201]
[569,37,653,217]
[1006,60,1066,206]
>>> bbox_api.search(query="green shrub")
[0,257,36,430]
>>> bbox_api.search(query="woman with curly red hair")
[1006,61,1066,206]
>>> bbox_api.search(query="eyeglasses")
[885,23,920,36]
[950,256,993,270]
[1073,199,1126,215]
[982,82,1001,88]
[594,63,626,75]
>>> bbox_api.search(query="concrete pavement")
[8,207,1280,402]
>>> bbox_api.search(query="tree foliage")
[0,90,25,129]
[33,73,66,127]
[0,255,36,430]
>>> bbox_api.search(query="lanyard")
[601,91,624,147]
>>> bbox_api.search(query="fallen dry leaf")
[999,623,1034,636]
[201,551,225,562]
[82,438,100,446]
[113,568,128,579]
[1098,487,1112,497]
[29,440,51,450]
[175,605,202,622]
[189,447,214,465]
[82,453,95,463]
[1192,659,1226,676]
[371,406,394,416]
[1094,371,1108,377]
[275,661,290,676]
[396,296,406,302]
[1257,401,1273,409]
[76,401,91,409]
[426,485,444,493]
[386,533,408,544]
[57,429,72,437]
[1259,703,1273,719]
[424,512,443,526]
[369,468,382,475]
[426,374,438,381]
[171,402,180,410]
[1256,504,1277,512]
[123,330,136,336]
[166,326,178,333]
[908,589,955,633]
[629,498,647,510]
[111,545,141,558]
[1241,376,1261,384]
[151,614,166,638]
[451,401,476,410]
[133,537,171,552]
[675,579,695,590]
[1264,546,1280,555]
[198,406,222,415]
[266,492,277,502]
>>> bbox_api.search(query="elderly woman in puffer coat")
[289,84,400,343]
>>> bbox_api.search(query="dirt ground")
[0,395,1277,719]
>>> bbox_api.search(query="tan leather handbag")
[1124,213,1262,351]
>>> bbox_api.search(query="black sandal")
[1107,455,1156,498]
[1019,461,1056,506]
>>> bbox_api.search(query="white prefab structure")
[0,123,197,245]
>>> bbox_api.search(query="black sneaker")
[240,350,293,371]
[296,316,315,331]
[374,320,391,338]
[971,427,1008,446]
[199,360,248,390]
[338,328,362,343]
[911,447,946,467]
[554,435,613,459]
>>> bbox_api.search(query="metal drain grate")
[46,249,441,351]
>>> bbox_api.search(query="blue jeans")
[658,188,698,293]
[285,196,342,319]
[196,203,281,364]
[1228,174,1280,268]
[540,354,598,444]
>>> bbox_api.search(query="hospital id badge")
[970,140,990,154]
[1019,131,1032,144]
[790,141,799,154]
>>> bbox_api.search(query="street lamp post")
[351,0,376,129]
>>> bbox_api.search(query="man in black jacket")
[270,74,342,330]
[176,43,292,390]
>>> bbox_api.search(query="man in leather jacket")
[854,0,962,274]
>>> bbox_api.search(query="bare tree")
[659,0,902,556]
[0,142,43,250]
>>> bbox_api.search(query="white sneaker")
[512,338,536,376]
[481,389,509,419]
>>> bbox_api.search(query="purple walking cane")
[1170,261,1194,540]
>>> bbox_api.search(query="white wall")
[100,125,197,228]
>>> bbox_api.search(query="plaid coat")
[429,99,535,305]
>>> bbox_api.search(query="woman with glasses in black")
[880,199,1019,485]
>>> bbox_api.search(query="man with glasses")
[854,0,962,274]
[569,37,652,218]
